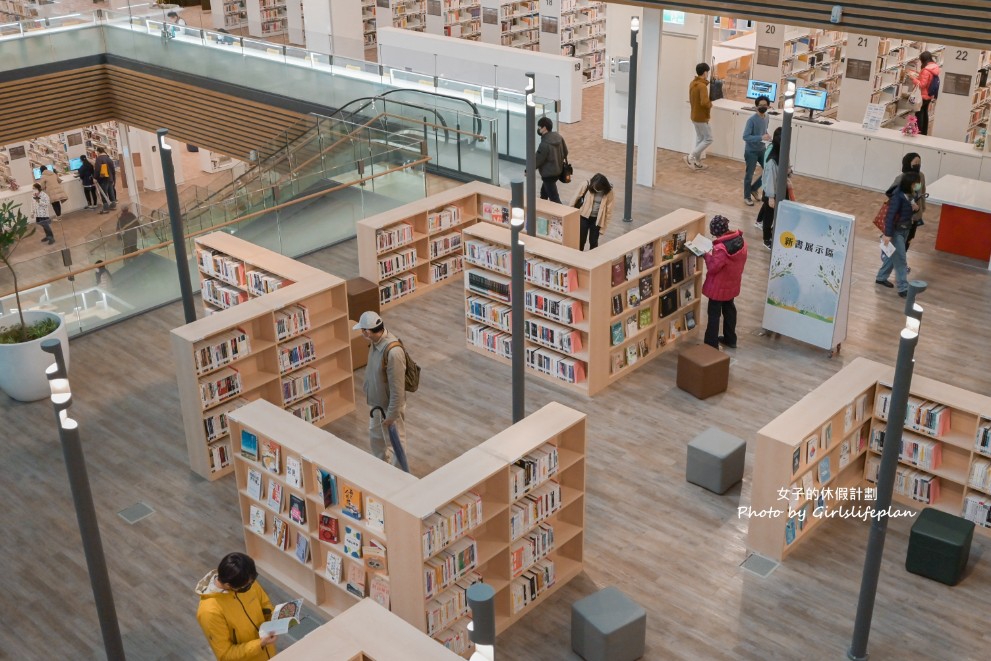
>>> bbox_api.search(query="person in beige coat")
[39,165,68,219]
[571,173,614,250]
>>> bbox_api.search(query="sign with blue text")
[762,201,855,350]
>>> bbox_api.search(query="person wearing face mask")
[31,183,56,245]
[534,116,568,204]
[886,153,926,264]
[875,171,921,297]
[196,552,277,660]
[756,127,783,249]
[571,173,614,250]
[742,95,772,207]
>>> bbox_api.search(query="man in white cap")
[353,311,407,466]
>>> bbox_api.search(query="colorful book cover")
[611,351,625,374]
[797,503,811,531]
[660,264,672,291]
[624,251,638,280]
[785,516,797,545]
[639,242,655,269]
[535,216,548,237]
[316,468,337,508]
[792,447,801,475]
[638,307,652,329]
[260,438,281,474]
[273,517,288,549]
[289,494,307,525]
[639,274,653,300]
[611,294,624,315]
[344,526,362,558]
[638,339,649,357]
[821,421,833,449]
[248,505,265,534]
[839,440,851,468]
[655,327,666,348]
[844,403,855,433]
[674,231,687,254]
[818,457,832,485]
[626,345,639,365]
[611,261,625,286]
[363,539,387,572]
[285,456,302,489]
[346,563,366,598]
[294,532,310,564]
[319,514,340,544]
[627,286,640,308]
[365,497,385,533]
[610,322,624,346]
[241,431,258,461]
[341,484,363,521]
[267,479,284,512]
[661,238,675,260]
[685,311,697,331]
[247,468,263,501]
[369,573,390,610]
[679,284,694,307]
[686,254,698,276]
[625,315,638,338]
[325,552,342,583]
[806,435,819,463]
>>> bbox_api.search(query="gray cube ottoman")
[571,586,646,661]
[686,427,746,494]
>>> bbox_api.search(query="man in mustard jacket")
[686,62,713,170]
[196,553,277,660]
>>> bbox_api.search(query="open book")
[259,599,303,636]
[685,234,713,257]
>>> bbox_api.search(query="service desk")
[0,176,87,215]
[926,175,991,268]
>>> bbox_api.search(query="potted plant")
[0,200,70,401]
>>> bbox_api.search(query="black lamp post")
[158,128,196,323]
[622,16,640,223]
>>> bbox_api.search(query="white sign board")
[862,103,885,131]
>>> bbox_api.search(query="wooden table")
[926,175,991,268]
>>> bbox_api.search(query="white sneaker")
[684,155,696,170]
[754,220,763,229]
[694,160,707,170]
[744,198,754,206]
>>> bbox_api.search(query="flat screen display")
[32,166,44,180]
[69,157,83,171]
[746,80,778,102]
[795,87,828,111]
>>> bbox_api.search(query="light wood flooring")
[1,86,990,660]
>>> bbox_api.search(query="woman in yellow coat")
[195,553,278,660]
[571,173,614,250]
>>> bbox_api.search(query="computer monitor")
[795,87,828,119]
[69,157,83,171]
[746,80,778,103]
[32,166,44,180]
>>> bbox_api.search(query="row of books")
[281,367,320,405]
[198,248,246,287]
[511,443,559,501]
[466,296,511,332]
[376,222,414,253]
[525,260,579,294]
[467,323,512,359]
[525,346,586,385]
[510,481,561,541]
[426,205,463,233]
[247,270,289,297]
[610,309,653,346]
[977,424,991,456]
[275,304,310,341]
[380,273,417,305]
[535,216,565,242]
[202,279,248,309]
[288,396,324,424]
[209,442,231,472]
[378,247,417,279]
[194,328,250,374]
[866,457,941,504]
[510,558,555,615]
[963,494,991,528]
[467,269,511,303]
[434,619,472,655]
[479,201,511,225]
[424,537,477,599]
[278,337,316,375]
[199,367,242,409]
[968,458,991,493]
[610,339,651,375]
[429,231,462,259]
[426,571,482,637]
[524,289,583,325]
[510,522,554,577]
[610,249,694,288]
[421,491,484,560]
[430,255,464,284]
[464,240,510,274]
[523,318,583,355]
[875,393,952,437]
[869,429,942,470]
[203,397,248,441]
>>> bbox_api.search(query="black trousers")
[51,200,62,218]
[916,99,932,136]
[757,195,775,244]
[540,176,561,204]
[579,216,600,250]
[84,185,98,206]
[704,298,737,348]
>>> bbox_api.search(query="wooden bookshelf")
[213,0,248,29]
[228,399,585,657]
[171,233,355,480]
[357,181,580,311]
[462,208,707,396]
[748,357,991,561]
[541,0,607,86]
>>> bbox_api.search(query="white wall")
[303,0,364,60]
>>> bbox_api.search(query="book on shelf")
[626,286,640,308]
[839,440,851,468]
[660,291,677,317]
[801,471,814,494]
[818,457,832,484]
[325,552,343,583]
[247,468,263,501]
[526,260,579,292]
[638,339,649,358]
[364,538,388,571]
[655,327,666,348]
[624,251,638,280]
[821,421,833,448]
[289,494,307,525]
[684,310,696,331]
[249,505,266,534]
[346,563,366,598]
[659,264,672,291]
[685,233,713,256]
[294,532,310,564]
[194,328,250,374]
[638,275,653,301]
[369,573,390,610]
[626,344,639,365]
[204,398,248,442]
[785,516,797,545]
[319,514,340,544]
[611,261,625,286]
[510,522,554,576]
[611,351,625,374]
[285,456,302,489]
[421,491,483,559]
[365,496,386,533]
[344,526,362,559]
[201,367,242,408]
[275,305,310,340]
[259,599,303,636]
[467,269,511,302]
[524,289,583,325]
[806,435,819,463]
[674,231,687,254]
[661,237,675,260]
[260,439,281,474]
[638,307,652,329]
[316,468,337,507]
[342,484,363,521]
[672,260,685,284]
[624,315,637,339]
[267,479,284,512]
[639,242,655,270]
[273,517,289,549]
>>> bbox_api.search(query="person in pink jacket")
[701,215,748,349]
[906,51,940,135]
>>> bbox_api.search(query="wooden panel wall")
[0,65,308,159]
[624,0,991,49]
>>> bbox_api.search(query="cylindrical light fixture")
[467,582,496,646]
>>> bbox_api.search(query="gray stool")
[571,587,646,661]
[687,427,746,494]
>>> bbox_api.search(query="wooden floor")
[2,86,990,661]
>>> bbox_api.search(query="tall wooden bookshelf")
[212,0,248,29]
[246,0,288,37]
[748,357,991,562]
[228,399,586,658]
[462,208,707,396]
[171,233,355,480]
[356,181,580,310]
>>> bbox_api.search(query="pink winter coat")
[702,230,748,301]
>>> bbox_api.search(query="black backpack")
[709,77,725,102]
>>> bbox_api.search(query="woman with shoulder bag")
[875,171,920,297]
[884,152,926,271]
[39,165,68,219]
[571,173,614,251]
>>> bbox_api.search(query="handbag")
[574,182,588,209]
[559,159,573,184]
[709,77,725,102]
[873,200,889,234]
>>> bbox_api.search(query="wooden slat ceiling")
[621,0,991,49]
[0,65,308,159]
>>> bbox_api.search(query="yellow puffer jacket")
[572,181,615,231]
[195,571,276,661]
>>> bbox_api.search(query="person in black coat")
[875,171,921,297]
[76,155,98,209]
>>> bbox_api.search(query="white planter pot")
[0,310,70,402]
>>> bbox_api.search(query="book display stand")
[171,233,355,480]
[463,208,707,396]
[229,399,585,658]
[748,357,991,561]
[357,182,580,310]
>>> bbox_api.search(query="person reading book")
[195,552,277,660]
[701,215,748,350]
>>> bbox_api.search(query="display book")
[747,358,991,562]
[356,181,580,310]
[170,232,355,480]
[462,208,706,396]
[230,399,585,659]
[231,400,418,619]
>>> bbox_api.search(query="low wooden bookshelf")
[748,357,991,561]
[462,208,707,396]
[228,399,586,658]
[357,181,581,310]
[171,233,355,480]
